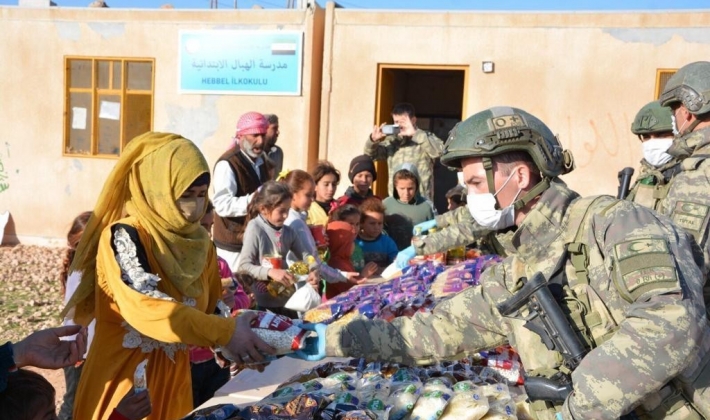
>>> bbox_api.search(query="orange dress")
[74,218,236,420]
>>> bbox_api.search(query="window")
[64,57,154,157]
[655,69,677,100]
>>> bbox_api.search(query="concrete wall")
[3,4,710,244]
[318,7,710,199]
[0,5,323,244]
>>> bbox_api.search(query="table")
[195,356,350,411]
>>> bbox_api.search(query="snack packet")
[134,359,148,393]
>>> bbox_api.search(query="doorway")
[373,64,468,213]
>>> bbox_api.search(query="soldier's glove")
[288,323,327,362]
[413,219,437,235]
[395,246,416,269]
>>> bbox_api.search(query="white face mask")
[466,170,522,230]
[177,197,205,223]
[642,138,674,167]
[671,114,689,137]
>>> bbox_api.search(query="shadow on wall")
[0,211,17,246]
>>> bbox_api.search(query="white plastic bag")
[285,280,321,312]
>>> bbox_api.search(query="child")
[58,211,92,420]
[383,163,437,250]
[324,221,360,299]
[280,170,359,292]
[329,204,378,279]
[0,369,150,420]
[445,184,467,211]
[190,201,251,408]
[356,197,399,273]
[236,181,316,319]
[336,154,378,207]
[307,160,341,226]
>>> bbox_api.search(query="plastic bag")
[285,281,321,312]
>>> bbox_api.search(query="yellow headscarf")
[61,132,211,325]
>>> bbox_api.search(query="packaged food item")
[263,382,306,404]
[481,396,517,420]
[439,391,490,420]
[387,383,421,420]
[180,403,240,420]
[134,359,148,393]
[322,371,360,390]
[409,390,451,420]
[446,245,466,263]
[422,377,453,394]
[452,380,480,394]
[248,311,310,355]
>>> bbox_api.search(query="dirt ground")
[1,245,71,412]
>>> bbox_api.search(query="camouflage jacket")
[626,158,680,211]
[364,129,444,199]
[659,126,710,279]
[326,181,709,419]
[416,207,480,255]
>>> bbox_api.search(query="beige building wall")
[319,6,710,199]
[0,5,324,244]
[2,3,710,244]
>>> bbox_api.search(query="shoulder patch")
[671,201,709,233]
[612,238,679,302]
[614,238,668,261]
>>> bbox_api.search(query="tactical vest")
[516,196,710,420]
[212,150,271,253]
[627,162,680,211]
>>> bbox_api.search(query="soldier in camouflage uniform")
[366,103,444,200]
[300,106,710,419]
[658,61,710,293]
[625,100,679,210]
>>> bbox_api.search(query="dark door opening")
[374,65,467,214]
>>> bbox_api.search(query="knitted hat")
[348,154,377,183]
[235,112,268,136]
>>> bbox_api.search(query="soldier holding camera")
[365,102,444,200]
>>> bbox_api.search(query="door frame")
[372,64,469,197]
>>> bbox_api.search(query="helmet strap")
[484,156,549,211]
[513,178,550,211]
[483,157,497,203]
[686,119,702,135]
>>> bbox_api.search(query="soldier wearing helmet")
[624,100,679,210]
[296,107,710,419]
[654,62,710,291]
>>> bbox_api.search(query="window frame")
[655,68,678,100]
[63,56,155,159]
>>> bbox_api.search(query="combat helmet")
[631,100,674,137]
[660,61,710,116]
[442,106,574,210]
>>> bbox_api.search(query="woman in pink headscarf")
[211,112,273,271]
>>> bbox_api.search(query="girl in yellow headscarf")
[62,132,274,420]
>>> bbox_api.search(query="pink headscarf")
[230,112,268,150]
[236,112,268,136]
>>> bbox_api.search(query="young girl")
[59,211,92,420]
[307,160,341,226]
[357,197,398,273]
[329,204,378,279]
[236,181,316,319]
[191,201,252,408]
[324,221,359,299]
[280,170,360,299]
[64,133,271,419]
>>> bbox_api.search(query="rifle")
[617,167,635,200]
[496,272,588,403]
